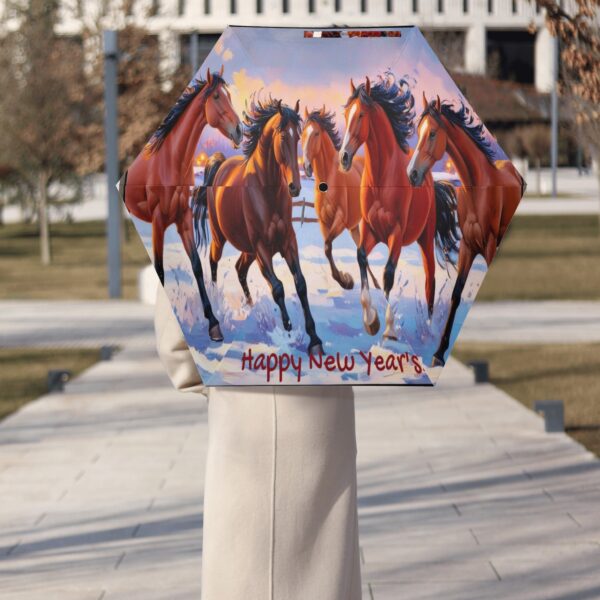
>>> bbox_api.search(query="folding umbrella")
[121,26,524,386]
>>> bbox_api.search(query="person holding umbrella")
[154,286,362,600]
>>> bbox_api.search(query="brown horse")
[197,96,324,356]
[339,75,459,340]
[301,106,379,290]
[122,66,242,342]
[408,94,524,366]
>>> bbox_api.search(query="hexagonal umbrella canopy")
[120,26,524,386]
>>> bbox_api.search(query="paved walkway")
[2,299,598,350]
[0,301,154,348]
[518,198,599,215]
[2,332,600,599]
[460,300,600,344]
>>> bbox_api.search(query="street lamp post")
[190,32,199,78]
[550,34,559,198]
[103,30,122,299]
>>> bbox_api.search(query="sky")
[192,25,507,162]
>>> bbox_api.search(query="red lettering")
[411,355,423,375]
[337,354,355,372]
[324,355,336,371]
[358,350,372,375]
[309,352,322,369]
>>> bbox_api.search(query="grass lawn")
[477,215,600,301]
[0,215,598,301]
[0,220,148,300]
[0,347,101,421]
[453,342,600,457]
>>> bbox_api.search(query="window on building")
[387,0,393,12]
[487,0,493,13]
[361,0,367,12]
[178,0,185,16]
[204,0,210,14]
[438,0,443,12]
[257,0,263,13]
[423,30,465,71]
[512,0,517,13]
[283,0,289,12]
[180,33,221,68]
[463,0,468,12]
[335,0,341,11]
[486,29,535,83]
[230,0,236,13]
[412,0,418,14]
[150,0,160,16]
[308,0,315,12]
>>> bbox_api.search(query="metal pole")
[550,34,559,198]
[190,31,199,78]
[103,30,122,298]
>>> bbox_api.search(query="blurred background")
[0,2,599,598]
[0,1,598,447]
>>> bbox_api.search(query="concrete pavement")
[517,198,599,215]
[460,300,600,344]
[2,327,600,599]
[0,301,154,349]
[2,299,598,350]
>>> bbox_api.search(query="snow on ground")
[131,174,486,386]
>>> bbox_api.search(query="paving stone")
[1,312,600,598]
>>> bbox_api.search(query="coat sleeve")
[154,285,206,395]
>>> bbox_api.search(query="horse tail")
[433,180,460,267]
[193,152,226,249]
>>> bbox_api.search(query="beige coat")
[155,287,362,600]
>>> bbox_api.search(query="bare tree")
[80,25,186,173]
[520,124,552,193]
[533,0,600,210]
[0,0,90,264]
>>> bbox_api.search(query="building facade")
[2,0,557,91]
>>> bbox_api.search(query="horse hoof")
[245,295,254,307]
[364,311,380,336]
[431,355,445,368]
[338,272,354,290]
[209,324,224,342]
[283,319,292,332]
[308,342,324,357]
[383,333,398,342]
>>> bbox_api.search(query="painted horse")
[197,96,324,356]
[122,66,242,342]
[339,75,459,340]
[301,106,379,290]
[408,94,525,366]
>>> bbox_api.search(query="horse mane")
[144,74,225,156]
[423,101,496,163]
[345,72,415,153]
[305,109,342,151]
[243,95,302,158]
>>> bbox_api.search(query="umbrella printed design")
[121,26,524,386]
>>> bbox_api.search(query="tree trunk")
[596,154,600,235]
[38,171,51,265]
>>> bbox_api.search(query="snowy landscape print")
[125,26,510,386]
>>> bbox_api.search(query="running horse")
[121,66,242,343]
[197,97,324,356]
[407,95,524,366]
[339,75,459,340]
[301,106,379,290]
